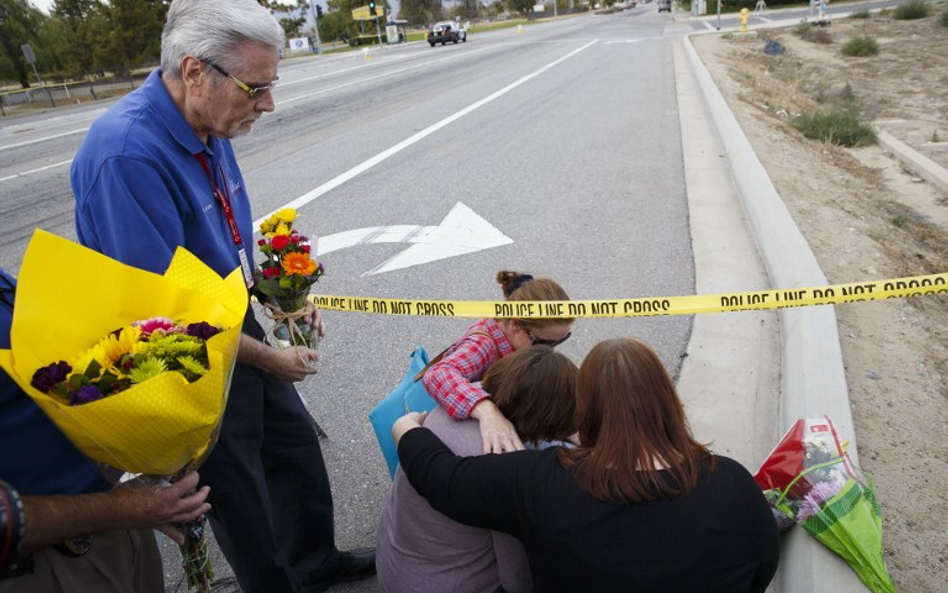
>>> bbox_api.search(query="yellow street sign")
[351,5,381,20]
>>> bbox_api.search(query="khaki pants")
[0,529,163,593]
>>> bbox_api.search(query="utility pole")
[21,44,55,107]
[376,15,383,45]
[309,0,323,54]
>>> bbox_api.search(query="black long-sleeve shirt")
[399,427,779,593]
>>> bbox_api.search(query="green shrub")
[795,22,832,43]
[850,10,870,19]
[791,108,877,147]
[940,8,948,26]
[794,22,811,34]
[893,0,928,20]
[842,36,879,56]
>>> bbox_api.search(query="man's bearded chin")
[231,116,260,138]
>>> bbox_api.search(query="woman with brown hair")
[395,337,779,593]
[378,346,578,593]
[422,270,573,454]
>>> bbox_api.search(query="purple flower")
[31,361,72,393]
[69,385,104,406]
[797,480,844,523]
[186,322,221,341]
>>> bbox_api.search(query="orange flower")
[281,252,317,276]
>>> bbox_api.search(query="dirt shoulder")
[691,6,948,590]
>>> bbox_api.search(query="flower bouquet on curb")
[755,416,897,593]
[255,208,325,350]
[0,230,247,592]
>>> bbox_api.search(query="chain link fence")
[0,73,151,118]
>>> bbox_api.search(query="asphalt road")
[2,8,700,592]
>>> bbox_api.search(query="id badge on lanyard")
[196,153,255,288]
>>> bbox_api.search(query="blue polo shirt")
[0,270,109,495]
[72,69,253,278]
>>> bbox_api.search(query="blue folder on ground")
[369,346,439,478]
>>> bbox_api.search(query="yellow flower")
[275,208,296,224]
[273,222,291,237]
[73,325,143,377]
[281,252,317,276]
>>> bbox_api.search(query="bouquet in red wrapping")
[755,416,897,593]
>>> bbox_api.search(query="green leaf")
[84,359,102,379]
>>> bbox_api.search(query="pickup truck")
[427,21,467,46]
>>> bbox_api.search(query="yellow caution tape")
[309,272,947,318]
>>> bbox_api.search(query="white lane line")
[0,128,88,152]
[257,39,599,226]
[276,46,492,105]
[0,49,481,155]
[0,158,73,181]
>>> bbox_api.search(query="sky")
[30,0,53,12]
[26,0,385,24]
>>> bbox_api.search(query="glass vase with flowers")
[254,208,325,350]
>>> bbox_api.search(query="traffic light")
[316,4,323,18]
[368,0,377,16]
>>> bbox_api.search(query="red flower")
[257,238,266,246]
[262,266,281,278]
[301,245,310,254]
[290,234,300,243]
[271,235,290,251]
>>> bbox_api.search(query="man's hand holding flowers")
[236,334,320,383]
[17,471,210,557]
[108,472,211,546]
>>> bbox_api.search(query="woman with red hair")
[394,337,779,592]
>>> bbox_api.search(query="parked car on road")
[427,21,467,46]
[657,0,672,11]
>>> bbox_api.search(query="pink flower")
[135,316,177,338]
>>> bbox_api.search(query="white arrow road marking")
[315,201,513,276]
[259,39,598,225]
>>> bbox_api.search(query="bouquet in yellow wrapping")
[0,229,247,592]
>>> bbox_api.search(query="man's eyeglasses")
[205,60,279,99]
[527,329,571,348]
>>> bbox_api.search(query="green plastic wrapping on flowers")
[756,416,897,593]
[793,478,896,593]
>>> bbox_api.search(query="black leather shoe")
[304,548,377,592]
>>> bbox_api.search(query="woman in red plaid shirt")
[422,270,574,454]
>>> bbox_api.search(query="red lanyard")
[195,153,254,288]
[195,153,243,247]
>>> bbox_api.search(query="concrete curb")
[874,128,948,195]
[682,34,869,592]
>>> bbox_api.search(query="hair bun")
[497,270,533,297]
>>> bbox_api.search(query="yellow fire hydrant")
[740,7,749,33]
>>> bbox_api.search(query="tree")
[317,9,349,42]
[53,0,105,77]
[325,0,374,42]
[97,0,167,77]
[507,0,535,17]
[0,0,45,86]
[397,0,441,25]
[33,13,70,78]
[454,0,479,20]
